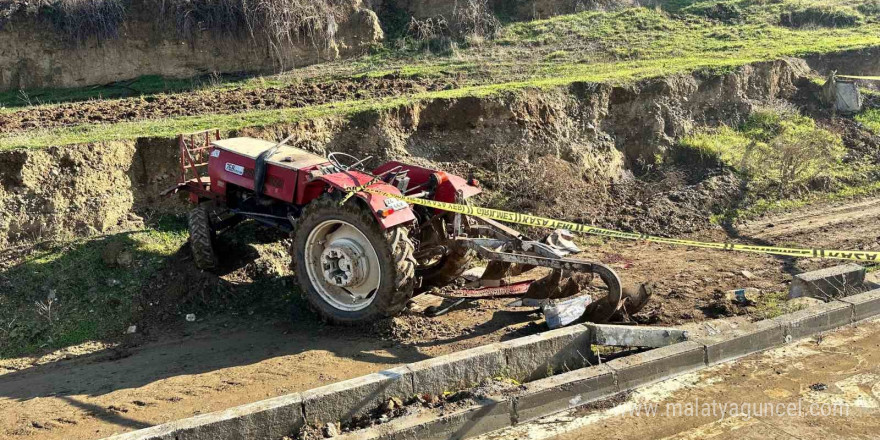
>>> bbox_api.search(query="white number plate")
[224,163,245,176]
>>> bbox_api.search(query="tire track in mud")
[0,77,458,134]
[741,197,880,241]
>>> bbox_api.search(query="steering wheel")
[327,152,372,171]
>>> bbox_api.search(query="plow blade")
[456,237,626,324]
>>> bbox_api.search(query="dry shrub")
[405,16,455,52]
[407,15,450,41]
[162,0,346,58]
[451,0,501,41]
[41,0,126,44]
[403,0,500,50]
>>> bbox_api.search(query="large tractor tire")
[292,197,416,325]
[188,204,218,271]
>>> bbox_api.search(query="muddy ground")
[1,195,878,439]
[0,76,458,133]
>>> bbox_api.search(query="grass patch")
[753,290,808,320]
[0,217,188,358]
[684,105,880,224]
[0,218,305,358]
[678,106,848,191]
[856,108,880,134]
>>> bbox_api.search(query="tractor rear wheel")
[292,197,416,325]
[188,203,218,271]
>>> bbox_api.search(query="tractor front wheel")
[188,203,218,271]
[292,197,416,325]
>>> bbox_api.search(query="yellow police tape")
[837,75,880,81]
[362,188,879,262]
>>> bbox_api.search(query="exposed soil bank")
[0,58,813,249]
[0,0,382,91]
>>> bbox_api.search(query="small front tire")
[188,204,218,271]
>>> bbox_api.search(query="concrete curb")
[106,393,305,440]
[105,271,879,440]
[789,263,865,299]
[605,341,706,392]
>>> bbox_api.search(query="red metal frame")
[165,132,477,229]
[176,129,221,203]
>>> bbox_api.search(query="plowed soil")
[0,76,457,133]
[1,196,877,440]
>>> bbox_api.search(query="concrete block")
[409,344,506,396]
[512,365,616,424]
[773,301,853,341]
[605,341,705,392]
[587,323,689,348]
[839,288,880,322]
[693,319,784,365]
[302,367,412,426]
[789,264,865,299]
[105,393,303,440]
[500,325,592,383]
[353,397,513,440]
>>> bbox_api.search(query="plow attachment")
[443,216,652,326]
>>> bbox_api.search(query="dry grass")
[25,0,346,54]
[162,0,346,52]
[41,0,127,44]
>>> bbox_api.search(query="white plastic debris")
[546,229,581,256]
[126,325,137,334]
[185,314,196,322]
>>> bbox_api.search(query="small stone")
[126,325,137,334]
[323,422,339,438]
[383,400,395,413]
[116,251,133,268]
[741,270,756,280]
[101,241,125,267]
[810,383,828,391]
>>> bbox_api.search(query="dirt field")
[1,195,877,440]
[0,76,459,134]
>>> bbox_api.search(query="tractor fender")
[313,173,417,229]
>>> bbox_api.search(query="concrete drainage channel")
[106,265,880,440]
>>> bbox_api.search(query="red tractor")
[166,130,632,325]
